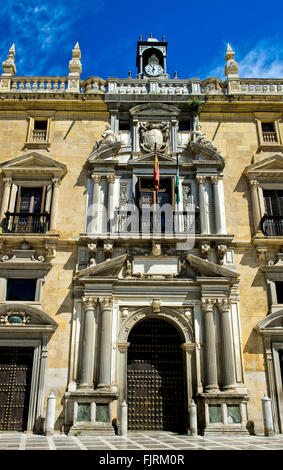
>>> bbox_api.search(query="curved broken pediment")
[189,141,224,166]
[256,310,283,331]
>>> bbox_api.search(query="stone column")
[181,342,195,435]
[201,298,219,392]
[79,296,97,389]
[249,178,261,234]
[91,173,101,234]
[0,177,12,220]
[217,299,236,390]
[107,174,116,234]
[196,175,208,234]
[171,120,178,154]
[97,296,113,388]
[117,342,130,403]
[211,175,225,234]
[49,177,61,232]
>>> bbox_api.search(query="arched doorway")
[127,317,186,432]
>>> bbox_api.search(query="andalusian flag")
[175,155,180,203]
[154,145,159,191]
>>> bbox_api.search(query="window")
[6,279,37,301]
[138,177,174,233]
[0,152,67,234]
[261,190,283,236]
[119,120,131,131]
[4,185,49,233]
[275,282,283,304]
[255,116,282,149]
[32,119,48,142]
[178,120,190,131]
[262,122,278,143]
[25,113,53,148]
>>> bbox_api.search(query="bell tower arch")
[136,34,169,79]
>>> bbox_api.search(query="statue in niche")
[192,125,218,152]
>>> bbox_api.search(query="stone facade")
[0,37,282,436]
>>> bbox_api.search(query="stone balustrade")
[10,76,68,92]
[236,79,283,94]
[2,74,283,97]
[106,78,201,95]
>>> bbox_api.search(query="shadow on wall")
[244,328,263,355]
[232,173,254,238]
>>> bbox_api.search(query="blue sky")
[1,0,283,80]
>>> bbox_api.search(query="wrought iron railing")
[260,214,283,236]
[115,209,201,235]
[2,212,50,233]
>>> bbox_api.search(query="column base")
[204,385,219,393]
[65,389,118,436]
[197,391,250,436]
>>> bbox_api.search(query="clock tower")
[136,34,169,79]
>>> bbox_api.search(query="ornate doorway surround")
[118,305,195,434]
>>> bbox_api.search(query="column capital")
[210,175,220,184]
[82,296,97,309]
[217,298,231,313]
[196,175,207,185]
[91,173,101,183]
[117,341,130,353]
[106,174,116,184]
[249,178,259,188]
[52,177,61,188]
[180,342,195,353]
[98,296,113,310]
[201,298,216,313]
[3,177,12,188]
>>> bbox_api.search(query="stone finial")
[225,42,239,79]
[2,43,16,76]
[68,42,82,75]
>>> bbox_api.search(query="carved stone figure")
[192,125,218,152]
[94,124,119,150]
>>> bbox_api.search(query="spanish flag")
[154,145,159,191]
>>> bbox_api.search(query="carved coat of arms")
[139,122,170,152]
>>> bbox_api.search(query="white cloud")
[0,0,104,75]
[206,38,283,80]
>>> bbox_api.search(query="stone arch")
[118,306,194,344]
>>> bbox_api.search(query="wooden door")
[127,318,186,432]
[0,347,34,431]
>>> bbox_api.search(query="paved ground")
[0,431,282,451]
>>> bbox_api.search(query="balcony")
[31,129,47,142]
[260,214,283,236]
[115,209,201,236]
[2,212,50,234]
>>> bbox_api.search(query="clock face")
[145,63,163,76]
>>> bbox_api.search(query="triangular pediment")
[245,155,283,178]
[129,151,177,165]
[130,103,180,118]
[1,152,67,177]
[76,254,127,278]
[186,254,239,278]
